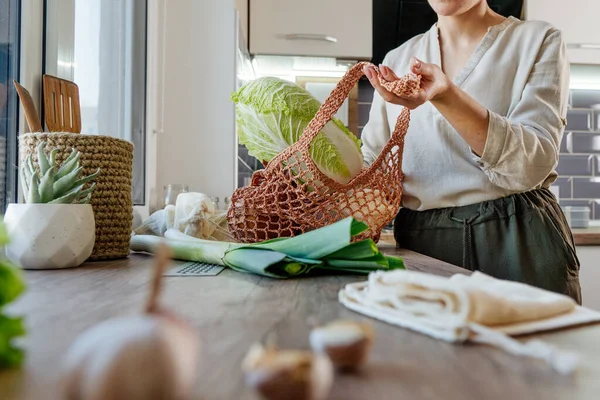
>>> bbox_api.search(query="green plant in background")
[0,217,26,368]
[20,142,101,204]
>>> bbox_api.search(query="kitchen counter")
[382,227,600,246]
[571,227,600,246]
[2,247,600,399]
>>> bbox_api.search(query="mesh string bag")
[227,62,421,243]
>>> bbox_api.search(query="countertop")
[570,227,600,246]
[381,227,600,246]
[2,247,600,399]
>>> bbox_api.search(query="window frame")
[16,0,44,203]
[0,0,21,210]
[15,0,150,220]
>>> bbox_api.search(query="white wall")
[578,247,600,310]
[148,0,236,211]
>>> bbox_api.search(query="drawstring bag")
[227,62,421,243]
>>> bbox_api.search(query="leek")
[130,217,404,278]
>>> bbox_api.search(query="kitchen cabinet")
[525,0,600,64]
[371,0,436,65]
[372,0,402,65]
[487,0,523,18]
[249,0,372,60]
[371,0,522,65]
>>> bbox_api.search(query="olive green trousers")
[394,188,582,304]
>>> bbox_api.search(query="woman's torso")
[381,16,562,211]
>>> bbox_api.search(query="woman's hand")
[363,57,452,110]
[364,56,490,155]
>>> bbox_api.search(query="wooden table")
[2,245,600,400]
[571,227,600,246]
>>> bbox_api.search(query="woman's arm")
[364,28,569,191]
[360,57,393,166]
[473,29,569,191]
[429,82,489,157]
[364,60,490,155]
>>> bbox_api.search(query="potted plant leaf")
[4,141,100,269]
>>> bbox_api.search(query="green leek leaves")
[130,217,403,279]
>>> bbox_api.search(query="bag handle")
[295,62,421,152]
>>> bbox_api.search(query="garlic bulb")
[242,343,333,400]
[61,244,200,400]
[309,320,374,369]
[62,314,198,400]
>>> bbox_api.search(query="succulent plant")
[20,142,100,204]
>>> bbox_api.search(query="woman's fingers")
[363,65,373,80]
[376,84,421,108]
[409,56,452,101]
[379,65,399,82]
[363,66,395,99]
[362,64,425,108]
[410,57,421,75]
[410,56,436,78]
[365,65,402,100]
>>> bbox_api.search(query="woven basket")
[19,133,134,260]
[227,62,421,243]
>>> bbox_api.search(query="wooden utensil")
[13,80,43,132]
[43,74,82,133]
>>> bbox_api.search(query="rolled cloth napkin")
[339,270,600,374]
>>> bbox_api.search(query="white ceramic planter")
[4,204,95,269]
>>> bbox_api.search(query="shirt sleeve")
[472,28,569,191]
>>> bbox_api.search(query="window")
[0,0,19,211]
[44,0,147,205]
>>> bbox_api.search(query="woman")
[361,0,582,302]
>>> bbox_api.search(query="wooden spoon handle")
[13,80,43,133]
[43,74,82,133]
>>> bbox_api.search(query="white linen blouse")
[361,16,570,211]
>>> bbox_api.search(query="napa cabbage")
[231,77,363,184]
